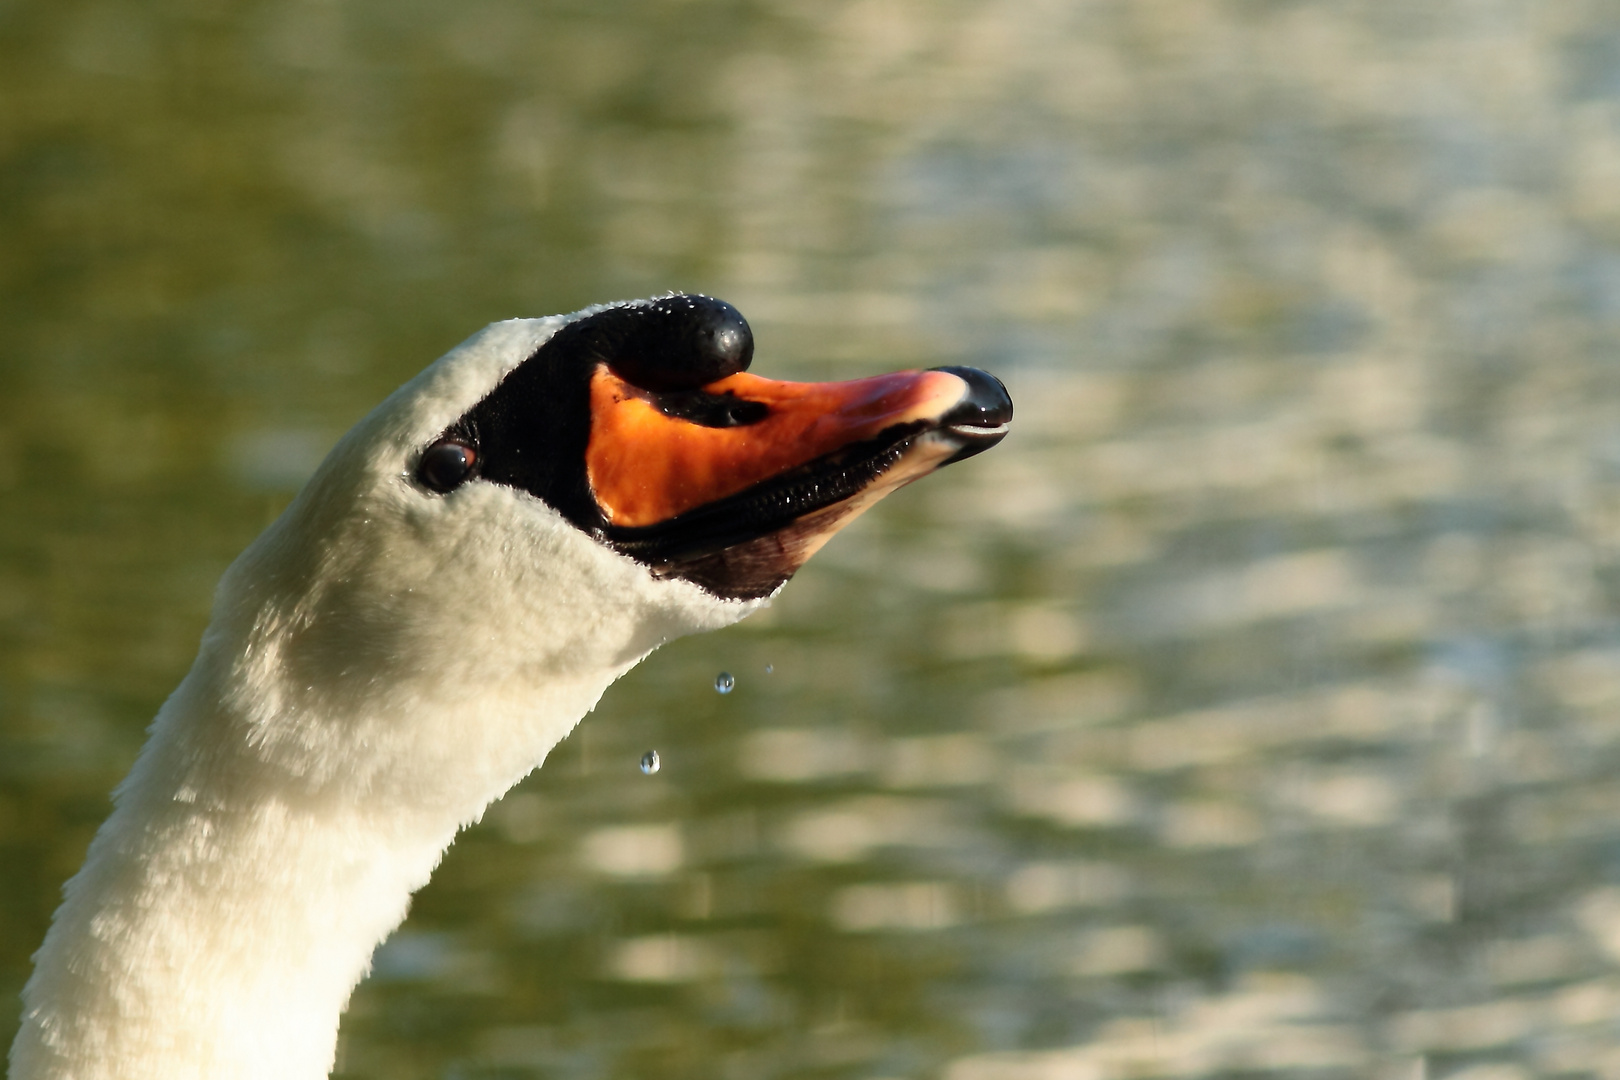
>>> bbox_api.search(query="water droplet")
[714,671,735,694]
[764,664,774,674]
[639,750,660,775]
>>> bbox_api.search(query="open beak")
[583,363,1011,597]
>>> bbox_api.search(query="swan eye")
[417,440,477,493]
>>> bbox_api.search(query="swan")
[8,294,1011,1080]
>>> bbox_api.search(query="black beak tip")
[930,365,1013,463]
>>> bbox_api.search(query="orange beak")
[586,366,972,527]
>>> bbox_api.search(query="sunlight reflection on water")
[5,2,1620,1078]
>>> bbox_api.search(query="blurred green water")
[7,1,1620,1077]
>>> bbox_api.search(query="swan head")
[192,295,1009,801]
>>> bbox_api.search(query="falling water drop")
[714,671,735,694]
[640,750,660,775]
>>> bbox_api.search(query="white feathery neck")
[9,316,762,1080]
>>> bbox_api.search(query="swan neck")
[8,655,607,1080]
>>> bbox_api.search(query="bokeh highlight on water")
[5,2,1620,1078]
